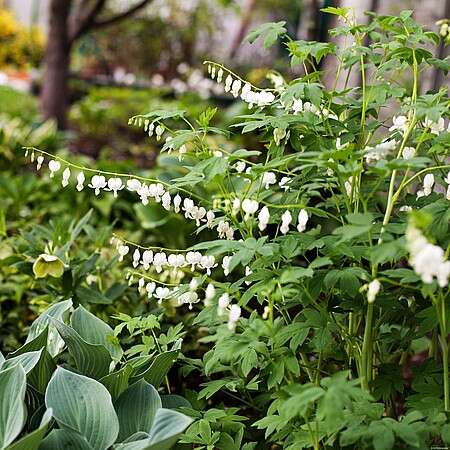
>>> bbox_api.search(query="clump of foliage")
[0,300,192,449]
[8,8,450,449]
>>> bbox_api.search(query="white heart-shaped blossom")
[36,155,44,170]
[61,167,71,187]
[216,68,223,83]
[107,178,124,197]
[76,172,85,191]
[138,184,150,205]
[132,249,140,268]
[258,206,270,231]
[217,293,230,315]
[222,255,232,276]
[89,175,107,195]
[149,183,165,202]
[153,252,167,273]
[280,210,292,234]
[242,199,259,218]
[423,173,435,196]
[146,282,156,298]
[155,286,171,302]
[402,147,415,159]
[227,304,241,330]
[117,245,129,261]
[367,279,381,304]
[186,251,202,270]
[168,253,186,269]
[141,250,153,269]
[389,115,408,134]
[297,209,309,232]
[178,291,199,309]
[262,171,277,189]
[48,160,61,178]
[127,178,141,192]
[204,283,215,305]
[173,194,182,213]
[206,210,215,228]
[235,161,246,173]
[217,221,234,240]
[231,79,242,98]
[161,192,171,210]
[200,255,217,275]
[224,74,233,92]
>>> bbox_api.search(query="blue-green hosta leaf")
[147,408,193,449]
[0,365,27,449]
[133,341,182,389]
[115,380,162,442]
[39,429,92,450]
[51,319,111,379]
[45,367,119,450]
[26,299,73,357]
[1,350,42,374]
[28,349,56,394]
[6,409,52,450]
[9,328,48,357]
[100,364,134,401]
[71,305,123,362]
[160,395,192,409]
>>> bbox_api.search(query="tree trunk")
[40,0,72,129]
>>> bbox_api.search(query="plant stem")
[361,303,374,392]
[437,294,449,411]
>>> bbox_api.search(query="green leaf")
[45,367,119,450]
[6,409,52,450]
[0,365,26,449]
[28,349,56,394]
[75,286,113,305]
[160,395,192,409]
[1,350,42,374]
[39,430,92,450]
[51,319,111,379]
[26,299,73,357]
[442,424,450,444]
[246,22,287,48]
[9,328,48,358]
[115,380,162,442]
[100,364,134,401]
[71,306,123,361]
[136,342,181,389]
[147,408,193,449]
[0,208,6,237]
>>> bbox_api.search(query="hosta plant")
[0,300,192,450]
[15,8,450,450]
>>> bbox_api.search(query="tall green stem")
[361,303,374,391]
[437,295,449,411]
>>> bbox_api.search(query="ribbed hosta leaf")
[0,365,26,449]
[39,429,93,450]
[51,319,111,378]
[1,350,42,374]
[6,409,52,450]
[26,299,73,357]
[100,364,133,401]
[115,380,161,442]
[45,367,119,450]
[148,408,193,449]
[71,305,123,362]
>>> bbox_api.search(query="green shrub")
[10,8,450,449]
